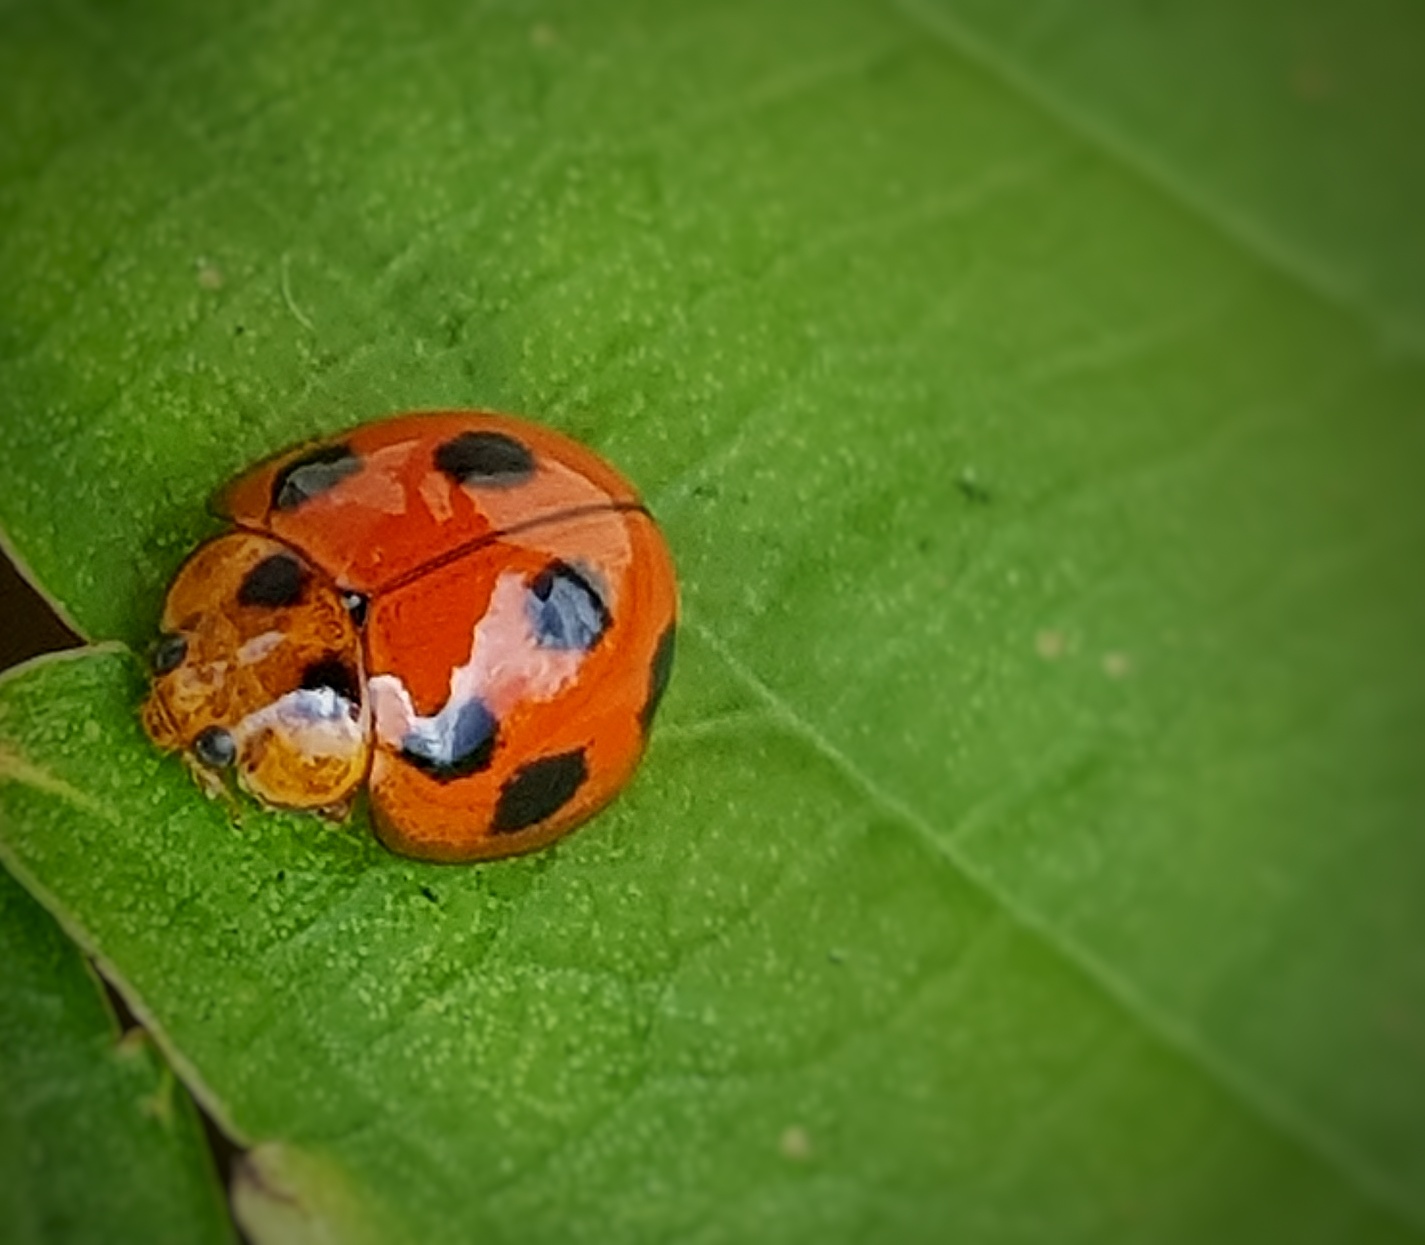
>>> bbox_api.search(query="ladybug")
[142,412,678,862]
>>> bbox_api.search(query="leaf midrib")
[684,614,1423,1233]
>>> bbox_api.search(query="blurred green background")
[1,1,1423,1242]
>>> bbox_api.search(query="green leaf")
[1,1,1423,1242]
[0,854,233,1244]
[899,0,1425,347]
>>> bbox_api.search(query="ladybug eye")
[151,633,188,674]
[192,726,237,769]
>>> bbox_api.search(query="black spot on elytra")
[340,591,368,628]
[528,561,609,652]
[301,657,361,707]
[151,632,187,674]
[420,885,439,904]
[491,749,587,835]
[434,431,535,487]
[639,624,677,734]
[193,725,236,768]
[401,699,498,781]
[271,443,362,510]
[237,554,306,608]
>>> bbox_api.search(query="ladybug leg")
[182,753,245,822]
[312,793,357,823]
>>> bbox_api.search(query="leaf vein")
[685,611,1423,1231]
[886,0,1423,357]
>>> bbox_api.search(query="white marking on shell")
[236,630,286,665]
[370,571,584,750]
[237,687,366,760]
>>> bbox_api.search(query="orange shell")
[216,411,643,594]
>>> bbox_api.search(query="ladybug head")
[142,533,370,815]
